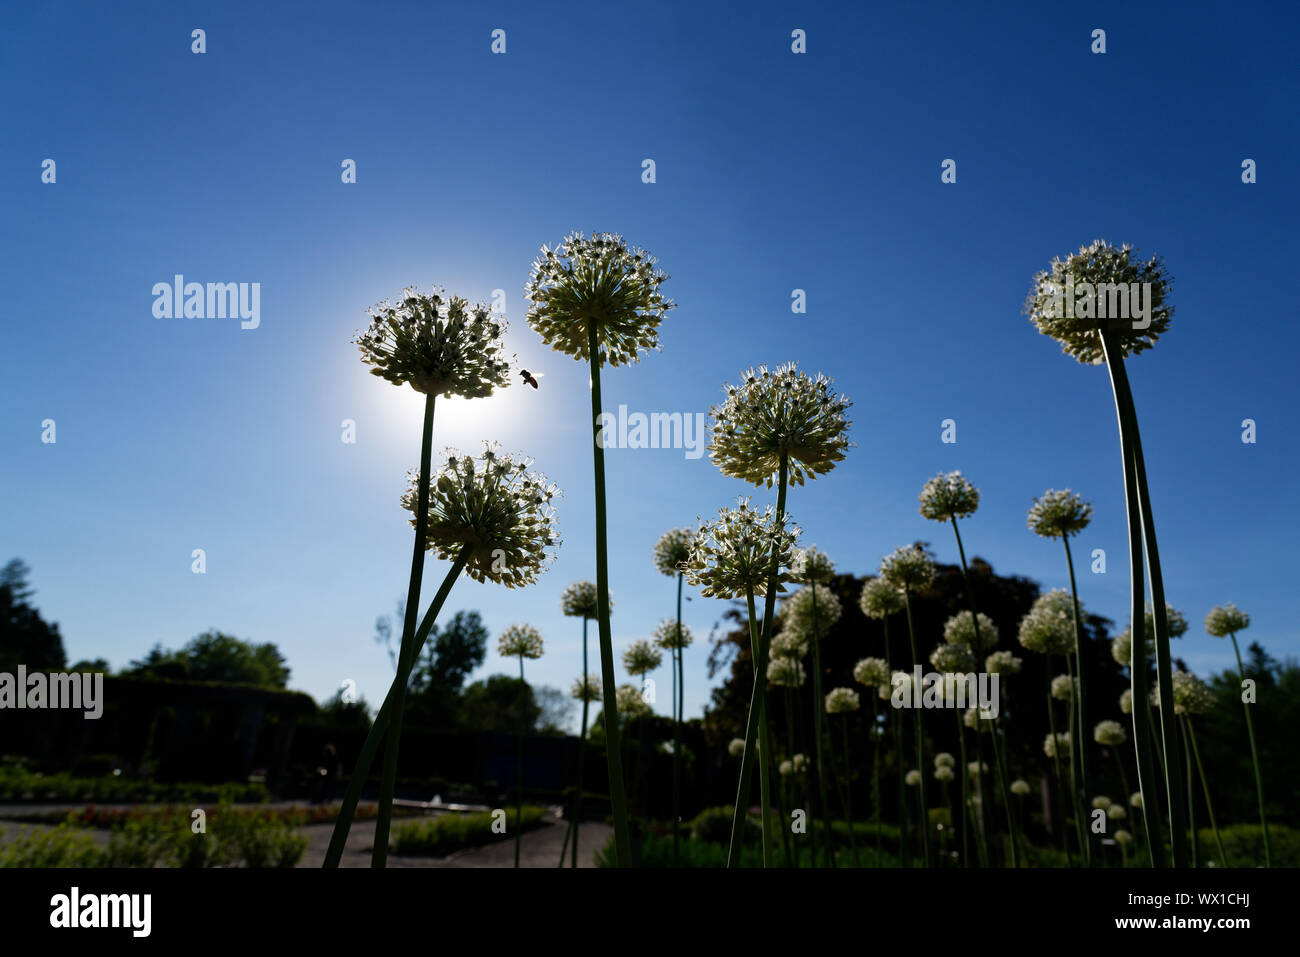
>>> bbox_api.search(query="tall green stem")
[871,695,882,867]
[809,568,834,866]
[1062,534,1093,866]
[324,544,470,868]
[884,618,908,867]
[1229,633,1270,866]
[949,516,992,866]
[956,706,971,867]
[672,572,683,866]
[514,654,527,867]
[1185,717,1197,867]
[567,617,590,867]
[1044,663,1072,866]
[1184,717,1227,866]
[1064,654,1088,858]
[586,324,632,867]
[989,720,1017,868]
[902,589,931,866]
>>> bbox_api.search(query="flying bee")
[519,369,544,389]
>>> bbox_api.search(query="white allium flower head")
[919,470,980,521]
[943,610,999,652]
[1146,603,1189,639]
[934,766,955,783]
[498,624,544,660]
[621,639,662,676]
[524,232,674,368]
[652,619,693,651]
[879,545,936,593]
[653,527,694,577]
[780,584,842,640]
[963,706,993,729]
[708,363,853,488]
[1027,489,1093,539]
[985,650,1023,675]
[355,286,512,397]
[1114,604,1189,667]
[1094,719,1128,747]
[403,444,561,588]
[1107,804,1127,820]
[1017,589,1079,656]
[1120,688,1133,714]
[561,580,608,619]
[615,684,652,718]
[728,738,746,758]
[1010,779,1032,797]
[769,626,809,661]
[1130,791,1143,809]
[778,759,793,776]
[1152,671,1216,715]
[934,752,956,769]
[853,657,891,689]
[905,770,921,787]
[1205,603,1250,638]
[768,657,807,688]
[682,498,800,599]
[931,643,976,674]
[790,753,809,774]
[967,761,988,776]
[1023,240,1174,365]
[825,687,860,714]
[1091,795,1113,810]
[571,673,602,703]
[1112,627,1140,668]
[859,577,904,619]
[1044,731,1072,759]
[1115,829,1134,846]
[790,546,835,584]
[1050,674,1078,701]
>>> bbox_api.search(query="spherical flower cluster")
[708,363,853,488]
[780,584,842,640]
[355,287,512,397]
[769,628,809,661]
[498,624,544,660]
[853,657,891,690]
[1094,719,1128,747]
[682,499,800,599]
[1010,779,1032,797]
[622,640,663,676]
[968,761,988,776]
[653,527,694,577]
[728,738,746,758]
[985,650,1023,675]
[561,580,609,619]
[1044,731,1072,759]
[652,619,693,651]
[934,766,955,783]
[524,232,673,367]
[1119,688,1133,714]
[931,643,976,674]
[768,657,807,688]
[919,470,980,521]
[790,546,835,585]
[943,610,999,652]
[825,687,860,714]
[879,545,936,593]
[404,444,560,588]
[1114,829,1134,846]
[1017,589,1080,656]
[1050,674,1078,701]
[1111,627,1142,668]
[859,577,904,619]
[571,673,602,703]
[1130,791,1143,809]
[1023,239,1174,365]
[615,684,652,718]
[1092,795,1113,810]
[905,770,921,787]
[963,707,993,729]
[1147,603,1189,639]
[1152,671,1216,715]
[935,752,956,769]
[1027,489,1093,539]
[1107,804,1127,821]
[1205,603,1250,638]
[778,753,809,776]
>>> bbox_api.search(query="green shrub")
[0,822,102,868]
[390,806,546,857]
[1197,823,1300,868]
[688,806,761,845]
[0,765,267,805]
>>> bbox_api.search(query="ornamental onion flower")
[943,611,999,653]
[571,673,602,703]
[931,643,976,674]
[615,684,652,719]
[652,619,693,650]
[768,657,806,688]
[355,287,512,397]
[905,770,921,787]
[967,761,988,776]
[935,753,956,769]
[1120,688,1133,714]
[1130,791,1143,809]
[498,624,545,659]
[1092,795,1113,810]
[879,545,936,592]
[1050,674,1078,701]
[708,364,852,488]
[1094,720,1127,747]
[1027,488,1094,539]
[791,546,835,584]
[1017,589,1079,656]
[1115,829,1134,845]
[561,580,608,619]
[1205,603,1250,638]
[769,627,809,661]
[1107,804,1127,820]
[682,499,800,599]
[621,640,662,677]
[825,688,861,714]
[985,650,1022,675]
[853,657,891,689]
[859,577,904,619]
[918,470,980,521]
[935,766,955,783]
[779,754,810,776]
[402,444,561,588]
[728,738,746,758]
[780,584,842,639]
[1010,779,1032,797]
[653,527,694,577]
[1044,731,1071,759]
[1151,671,1215,715]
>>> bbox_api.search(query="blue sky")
[2,1,1297,730]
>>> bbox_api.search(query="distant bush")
[0,765,267,805]
[0,822,101,868]
[1196,823,1299,868]
[390,806,546,857]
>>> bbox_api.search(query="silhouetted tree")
[0,558,67,672]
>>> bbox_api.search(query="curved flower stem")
[586,324,632,867]
[989,720,1017,867]
[1229,633,1270,866]
[739,588,772,867]
[672,572,684,867]
[902,588,931,866]
[955,707,971,868]
[1185,717,1197,867]
[373,393,436,868]
[1064,654,1088,859]
[1184,716,1227,866]
[1044,662,1072,866]
[949,516,992,866]
[324,543,470,868]
[1103,331,1185,866]
[1061,534,1093,866]
[809,570,834,866]
[514,654,527,867]
[1102,332,1167,868]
